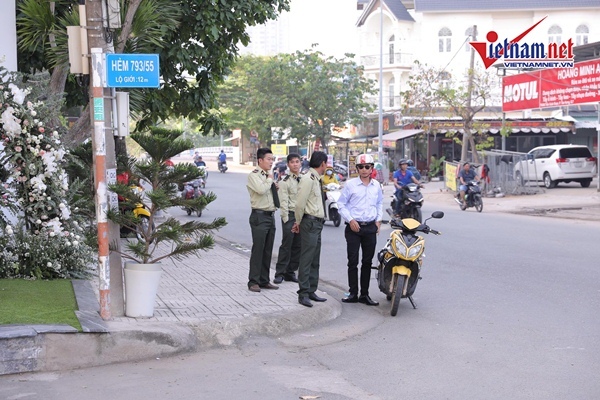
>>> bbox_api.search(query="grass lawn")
[0,279,82,331]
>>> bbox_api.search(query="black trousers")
[297,218,323,297]
[344,222,378,296]
[248,212,276,287]
[275,213,301,278]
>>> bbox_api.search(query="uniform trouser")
[248,212,276,287]
[297,218,323,298]
[275,213,301,278]
[345,222,378,296]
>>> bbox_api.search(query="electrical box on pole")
[115,91,130,137]
[103,0,122,29]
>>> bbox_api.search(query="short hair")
[309,151,328,168]
[287,153,301,163]
[463,162,470,167]
[257,148,273,160]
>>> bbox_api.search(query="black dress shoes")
[283,274,299,283]
[342,293,359,303]
[308,293,327,302]
[273,276,284,284]
[298,297,313,307]
[358,295,379,306]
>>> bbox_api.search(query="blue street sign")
[106,54,160,88]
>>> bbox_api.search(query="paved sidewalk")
[0,236,341,375]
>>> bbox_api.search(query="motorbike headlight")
[407,244,423,259]
[393,238,408,258]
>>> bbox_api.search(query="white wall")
[0,0,17,71]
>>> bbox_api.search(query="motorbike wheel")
[474,195,483,212]
[186,208,192,216]
[412,207,422,223]
[333,211,341,227]
[196,209,202,217]
[390,274,406,316]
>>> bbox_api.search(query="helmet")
[398,159,408,166]
[356,154,374,165]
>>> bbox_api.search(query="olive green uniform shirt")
[279,173,300,223]
[247,168,276,211]
[295,168,325,222]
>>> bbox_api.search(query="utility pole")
[463,25,477,162]
[84,0,123,319]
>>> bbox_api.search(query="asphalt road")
[2,163,599,399]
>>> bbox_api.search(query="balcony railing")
[365,95,402,109]
[360,52,413,68]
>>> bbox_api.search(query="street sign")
[106,53,160,88]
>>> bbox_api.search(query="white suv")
[514,145,597,188]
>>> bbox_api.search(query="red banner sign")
[502,58,600,111]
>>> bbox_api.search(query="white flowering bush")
[0,67,94,279]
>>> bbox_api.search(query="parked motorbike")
[391,183,424,222]
[377,209,444,316]
[454,181,483,212]
[119,185,154,242]
[181,178,205,217]
[218,160,228,173]
[323,182,342,227]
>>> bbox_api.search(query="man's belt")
[354,220,376,226]
[303,214,324,223]
[252,209,274,216]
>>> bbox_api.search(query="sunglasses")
[356,164,372,170]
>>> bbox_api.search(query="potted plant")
[107,127,226,317]
[428,155,446,181]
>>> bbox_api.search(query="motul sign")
[502,58,600,112]
[503,78,539,110]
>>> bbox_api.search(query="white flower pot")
[124,262,162,318]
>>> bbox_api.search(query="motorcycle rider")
[458,162,480,206]
[194,153,206,167]
[322,166,339,187]
[218,149,227,171]
[393,159,420,216]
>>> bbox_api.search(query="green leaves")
[217,49,376,144]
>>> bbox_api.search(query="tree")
[402,61,495,163]
[217,49,376,147]
[15,0,290,145]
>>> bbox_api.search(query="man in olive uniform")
[273,153,302,284]
[246,148,279,292]
[292,151,328,307]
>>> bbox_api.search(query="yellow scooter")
[119,185,153,241]
[376,210,443,316]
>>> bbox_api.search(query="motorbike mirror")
[431,211,444,219]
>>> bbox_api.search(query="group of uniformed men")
[246,148,384,308]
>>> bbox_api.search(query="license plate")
[573,161,583,168]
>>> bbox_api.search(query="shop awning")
[381,129,423,141]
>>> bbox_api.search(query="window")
[438,71,451,89]
[548,25,562,44]
[388,78,395,107]
[465,27,474,52]
[576,24,589,46]
[438,27,452,53]
[389,35,395,64]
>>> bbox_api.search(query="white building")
[0,1,17,71]
[355,0,600,161]
[357,0,600,111]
